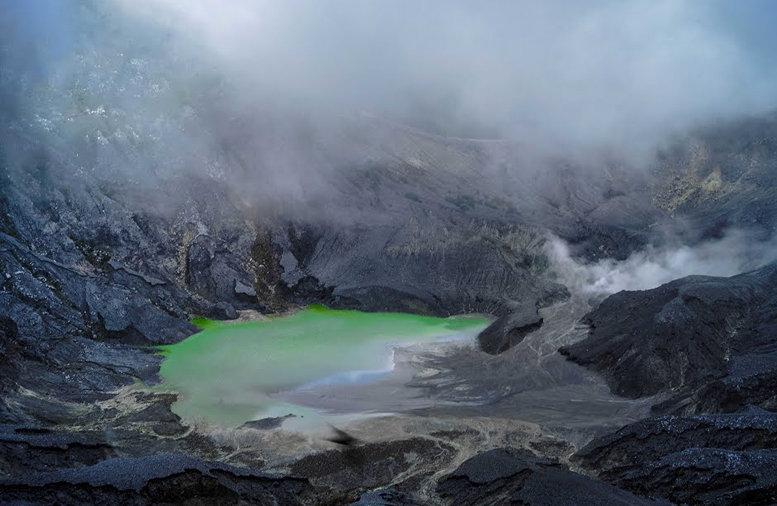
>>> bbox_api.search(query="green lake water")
[157,305,488,426]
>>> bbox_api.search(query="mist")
[3,1,777,220]
[115,0,777,153]
[6,2,777,152]
[548,230,777,295]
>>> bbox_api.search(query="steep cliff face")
[562,261,777,506]
[560,262,777,410]
[653,115,777,237]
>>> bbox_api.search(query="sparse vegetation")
[72,237,112,268]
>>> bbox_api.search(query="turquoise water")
[157,306,488,426]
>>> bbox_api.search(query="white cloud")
[548,231,777,294]
[112,0,777,155]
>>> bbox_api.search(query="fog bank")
[5,1,777,161]
[114,0,777,156]
[549,231,777,295]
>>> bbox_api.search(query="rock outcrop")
[574,411,777,506]
[560,262,777,412]
[436,448,670,505]
[478,306,544,354]
[0,453,315,505]
[564,263,777,506]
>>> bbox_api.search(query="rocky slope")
[560,262,777,412]
[562,260,777,505]
[573,409,777,506]
[436,448,670,506]
[4,12,777,499]
[652,114,777,238]
[3,110,777,503]
[0,117,626,504]
[0,453,317,506]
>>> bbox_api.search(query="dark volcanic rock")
[0,424,115,476]
[349,488,423,506]
[574,410,777,505]
[604,448,777,506]
[435,448,669,506]
[0,230,200,405]
[240,414,296,431]
[186,234,259,308]
[290,437,455,492]
[559,262,777,410]
[558,254,777,506]
[0,391,217,477]
[574,409,777,473]
[478,306,543,354]
[0,453,314,505]
[204,301,240,320]
[654,350,777,415]
[84,281,197,345]
[279,220,571,317]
